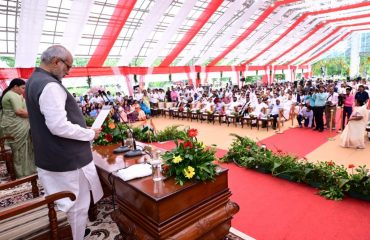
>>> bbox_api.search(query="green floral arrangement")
[221,134,370,201]
[94,119,128,145]
[85,116,188,145]
[161,128,218,186]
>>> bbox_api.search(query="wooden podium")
[93,144,239,239]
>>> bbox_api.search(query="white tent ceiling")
[0,0,369,69]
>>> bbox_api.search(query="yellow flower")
[172,155,183,164]
[200,142,207,149]
[183,166,195,179]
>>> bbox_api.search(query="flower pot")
[347,191,370,202]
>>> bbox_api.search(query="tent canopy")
[0,0,370,79]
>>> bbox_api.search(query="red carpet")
[224,162,370,240]
[259,127,337,157]
[151,141,178,151]
[258,110,343,157]
[151,141,370,240]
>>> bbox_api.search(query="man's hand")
[93,128,102,139]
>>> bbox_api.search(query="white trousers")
[38,167,94,240]
[67,169,90,240]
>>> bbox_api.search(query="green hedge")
[221,134,369,201]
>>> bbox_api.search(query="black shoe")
[319,129,324,132]
[313,128,318,131]
[84,228,91,237]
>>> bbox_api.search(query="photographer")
[313,85,328,132]
[297,105,313,128]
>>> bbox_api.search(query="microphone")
[108,94,142,157]
[99,90,112,105]
[98,90,104,99]
[123,129,143,158]
[99,90,129,154]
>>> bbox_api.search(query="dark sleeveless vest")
[25,68,92,172]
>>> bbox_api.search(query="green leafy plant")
[155,125,187,142]
[221,134,369,201]
[84,116,95,127]
[161,129,218,186]
[319,187,345,201]
[94,119,128,146]
[347,165,370,196]
[88,116,189,146]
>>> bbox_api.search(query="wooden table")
[93,144,239,239]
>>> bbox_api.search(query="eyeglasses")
[59,58,72,70]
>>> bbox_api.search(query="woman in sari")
[0,78,36,178]
[133,101,146,121]
[340,100,368,149]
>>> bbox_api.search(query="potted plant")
[161,129,218,185]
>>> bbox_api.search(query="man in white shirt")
[90,93,104,105]
[269,99,284,129]
[226,97,240,115]
[251,98,268,118]
[134,89,143,101]
[158,89,165,102]
[25,45,103,240]
[297,105,313,128]
[325,85,339,130]
[115,92,123,102]
[150,89,159,107]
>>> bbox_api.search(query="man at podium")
[25,45,103,240]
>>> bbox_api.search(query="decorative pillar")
[349,32,361,78]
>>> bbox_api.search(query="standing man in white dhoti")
[25,45,103,240]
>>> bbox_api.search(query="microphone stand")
[101,91,143,157]
[99,91,130,154]
[124,129,143,158]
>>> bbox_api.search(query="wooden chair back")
[0,174,75,240]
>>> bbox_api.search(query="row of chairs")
[152,107,281,131]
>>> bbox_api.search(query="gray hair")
[41,45,70,64]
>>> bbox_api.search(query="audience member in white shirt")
[297,105,314,128]
[269,99,284,129]
[251,98,268,118]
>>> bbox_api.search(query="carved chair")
[0,136,16,180]
[0,174,75,240]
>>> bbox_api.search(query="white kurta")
[38,82,103,212]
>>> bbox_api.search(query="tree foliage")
[312,57,350,77]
